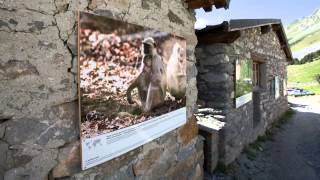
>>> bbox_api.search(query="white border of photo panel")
[81,107,186,170]
[236,92,253,108]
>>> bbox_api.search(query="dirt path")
[210,96,320,180]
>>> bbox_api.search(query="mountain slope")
[286,9,320,59]
[288,58,320,94]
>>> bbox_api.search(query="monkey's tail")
[126,82,136,104]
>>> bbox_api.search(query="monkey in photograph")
[127,37,166,112]
[126,54,152,107]
[166,42,186,99]
[144,40,167,112]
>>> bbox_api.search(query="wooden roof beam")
[186,0,215,9]
[261,25,271,34]
[197,31,241,44]
[186,0,229,12]
[214,0,228,9]
[203,5,213,12]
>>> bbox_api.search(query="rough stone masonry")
[196,26,289,165]
[0,0,203,179]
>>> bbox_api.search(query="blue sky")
[195,0,320,29]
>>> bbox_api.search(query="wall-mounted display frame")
[78,11,187,170]
[275,76,280,99]
[283,79,287,96]
[235,58,253,108]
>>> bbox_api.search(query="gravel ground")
[206,96,320,180]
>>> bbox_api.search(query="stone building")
[196,19,293,170]
[0,0,232,180]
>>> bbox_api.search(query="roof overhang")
[196,19,293,61]
[186,0,230,12]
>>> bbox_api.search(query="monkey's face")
[142,43,154,55]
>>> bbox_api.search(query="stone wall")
[0,0,203,179]
[196,27,289,165]
[196,43,234,111]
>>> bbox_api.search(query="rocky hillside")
[286,8,320,59]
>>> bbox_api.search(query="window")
[270,78,275,98]
[275,76,280,99]
[253,62,260,87]
[270,77,280,99]
[252,60,267,89]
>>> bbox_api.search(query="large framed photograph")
[235,58,253,108]
[78,12,187,170]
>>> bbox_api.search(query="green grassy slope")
[288,59,320,94]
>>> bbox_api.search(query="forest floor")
[207,96,320,180]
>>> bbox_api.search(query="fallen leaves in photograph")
[81,98,184,139]
[80,28,142,102]
[81,112,148,139]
